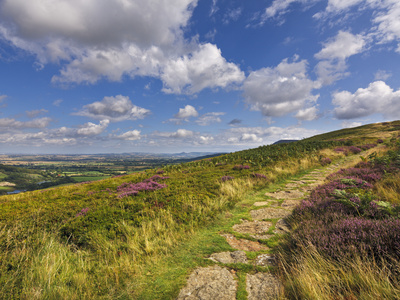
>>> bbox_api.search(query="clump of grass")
[278,244,400,300]
[375,172,400,205]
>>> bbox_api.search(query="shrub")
[221,176,234,182]
[251,173,267,179]
[233,165,250,170]
[348,146,362,154]
[320,157,332,166]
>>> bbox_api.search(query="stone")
[273,219,290,234]
[209,251,248,264]
[255,254,276,266]
[250,208,291,220]
[246,273,280,300]
[280,199,300,210]
[177,266,237,300]
[232,220,272,235]
[221,234,269,251]
[252,201,270,207]
[265,190,304,200]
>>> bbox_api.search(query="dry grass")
[278,245,400,300]
[375,172,400,205]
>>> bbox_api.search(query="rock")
[255,254,276,266]
[246,273,280,300]
[250,208,291,220]
[265,190,304,200]
[280,199,300,210]
[252,201,269,207]
[273,219,290,234]
[250,234,273,240]
[232,220,272,235]
[177,266,237,300]
[221,234,269,251]
[209,251,248,264]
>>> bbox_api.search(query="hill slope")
[0,120,399,299]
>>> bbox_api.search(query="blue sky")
[0,0,399,154]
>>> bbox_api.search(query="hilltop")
[0,120,399,299]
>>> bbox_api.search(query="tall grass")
[278,244,400,300]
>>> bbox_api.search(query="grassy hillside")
[1,121,399,299]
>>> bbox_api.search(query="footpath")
[176,159,353,299]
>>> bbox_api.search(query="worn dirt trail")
[177,159,355,299]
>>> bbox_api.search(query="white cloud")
[295,106,319,121]
[0,117,52,130]
[243,57,320,119]
[161,43,245,94]
[341,121,363,128]
[332,81,400,119]
[0,1,244,95]
[53,99,63,107]
[240,133,263,143]
[154,129,194,139]
[75,95,150,122]
[175,105,199,119]
[195,112,225,126]
[117,130,142,141]
[315,31,366,61]
[315,31,366,84]
[374,70,392,80]
[0,95,7,102]
[76,120,110,136]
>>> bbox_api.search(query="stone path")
[177,161,345,300]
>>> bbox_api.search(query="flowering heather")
[251,173,267,179]
[327,167,382,183]
[116,175,168,198]
[76,207,90,217]
[320,157,332,166]
[221,176,234,182]
[233,165,250,170]
[359,144,376,150]
[292,217,400,261]
[156,170,165,174]
[377,139,384,143]
[334,147,348,155]
[348,146,362,154]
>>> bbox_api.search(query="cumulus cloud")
[0,117,52,130]
[75,95,150,122]
[0,0,244,95]
[243,57,320,119]
[295,106,319,121]
[195,112,225,126]
[332,81,400,119]
[154,129,194,139]
[161,43,245,94]
[315,31,366,84]
[116,130,142,141]
[175,105,199,119]
[341,121,363,128]
[76,120,109,136]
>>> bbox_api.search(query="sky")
[0,0,399,154]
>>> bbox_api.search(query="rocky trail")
[177,159,352,300]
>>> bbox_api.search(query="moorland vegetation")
[0,120,399,299]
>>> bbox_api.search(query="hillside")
[1,120,400,299]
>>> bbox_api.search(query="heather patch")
[287,147,400,263]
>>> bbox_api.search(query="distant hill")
[273,139,299,145]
